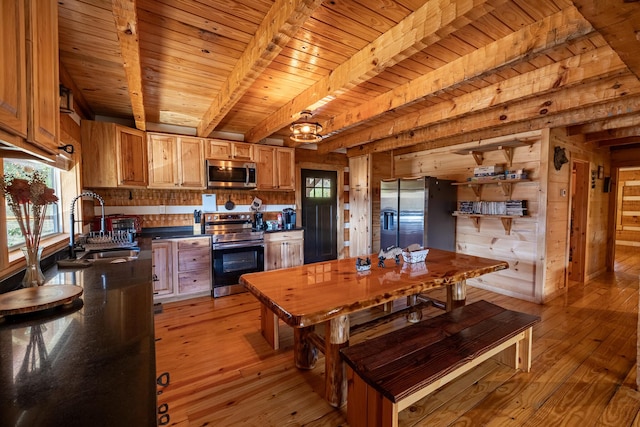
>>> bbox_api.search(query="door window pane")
[305,175,333,199]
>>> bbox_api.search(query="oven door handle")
[245,165,250,186]
[213,242,264,250]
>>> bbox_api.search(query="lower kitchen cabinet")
[153,236,212,302]
[264,230,304,271]
[152,241,173,296]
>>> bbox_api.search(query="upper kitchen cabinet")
[0,0,59,153]
[206,139,253,161]
[82,121,147,188]
[255,146,295,191]
[148,133,205,189]
[179,137,206,188]
[0,2,27,138]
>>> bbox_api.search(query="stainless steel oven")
[204,213,264,297]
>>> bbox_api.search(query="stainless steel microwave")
[206,159,257,189]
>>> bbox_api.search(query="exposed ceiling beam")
[566,114,640,135]
[244,0,510,143]
[312,6,593,148]
[112,0,146,130]
[597,136,640,147]
[321,42,622,154]
[349,76,640,155]
[584,125,640,142]
[572,0,640,81]
[197,0,324,138]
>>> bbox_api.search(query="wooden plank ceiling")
[58,0,640,154]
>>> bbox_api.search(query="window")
[305,177,332,198]
[4,159,62,249]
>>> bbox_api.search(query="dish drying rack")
[78,230,137,251]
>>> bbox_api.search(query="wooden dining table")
[239,248,509,407]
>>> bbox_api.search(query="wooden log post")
[294,326,318,369]
[406,294,423,323]
[325,314,349,407]
[447,279,467,310]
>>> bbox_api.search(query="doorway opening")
[568,160,589,284]
[612,166,640,275]
[301,169,338,263]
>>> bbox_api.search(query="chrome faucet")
[69,191,105,258]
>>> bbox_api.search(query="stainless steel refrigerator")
[380,176,456,251]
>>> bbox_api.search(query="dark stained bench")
[340,300,540,427]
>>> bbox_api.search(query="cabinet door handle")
[152,274,159,282]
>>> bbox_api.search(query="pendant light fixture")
[290,110,323,143]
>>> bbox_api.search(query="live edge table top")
[240,248,509,328]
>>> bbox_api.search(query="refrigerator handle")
[383,211,395,230]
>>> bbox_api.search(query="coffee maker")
[254,212,265,230]
[282,208,296,230]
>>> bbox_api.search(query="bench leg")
[446,279,466,311]
[347,366,399,427]
[260,304,279,350]
[325,314,349,407]
[491,327,533,372]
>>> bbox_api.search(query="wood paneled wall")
[90,188,295,228]
[395,132,542,303]
[547,128,611,288]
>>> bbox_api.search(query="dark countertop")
[0,238,156,427]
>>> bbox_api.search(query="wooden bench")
[340,300,540,427]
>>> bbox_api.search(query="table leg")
[447,279,467,311]
[260,304,279,350]
[406,294,423,323]
[294,326,318,369]
[325,314,349,407]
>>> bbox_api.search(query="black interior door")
[301,169,337,263]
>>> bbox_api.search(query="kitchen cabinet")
[206,139,253,161]
[264,230,304,270]
[179,136,206,188]
[81,121,148,188]
[0,0,59,153]
[349,155,371,257]
[153,237,212,302]
[174,237,211,296]
[147,133,205,189]
[152,241,173,296]
[255,145,295,190]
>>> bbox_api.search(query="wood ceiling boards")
[57,0,640,152]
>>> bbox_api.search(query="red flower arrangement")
[2,169,58,286]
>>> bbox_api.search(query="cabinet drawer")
[264,230,304,243]
[177,270,211,294]
[177,248,210,271]
[177,238,210,249]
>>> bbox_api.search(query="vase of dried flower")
[21,246,45,287]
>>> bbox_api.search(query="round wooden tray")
[0,285,83,316]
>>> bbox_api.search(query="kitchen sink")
[79,248,140,263]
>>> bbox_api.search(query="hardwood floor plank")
[154,249,640,426]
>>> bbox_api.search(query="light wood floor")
[154,246,640,426]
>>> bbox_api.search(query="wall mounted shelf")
[453,140,534,166]
[452,178,530,199]
[452,213,525,235]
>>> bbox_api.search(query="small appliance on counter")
[254,212,265,230]
[93,214,142,236]
[282,208,296,230]
[193,210,202,235]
